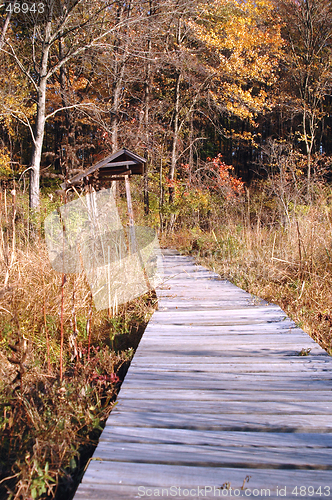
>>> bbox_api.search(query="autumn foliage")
[167,154,243,198]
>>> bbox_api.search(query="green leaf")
[70,457,77,470]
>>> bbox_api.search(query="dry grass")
[0,190,156,499]
[163,187,332,355]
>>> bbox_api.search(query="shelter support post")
[125,174,137,256]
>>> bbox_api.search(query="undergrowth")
[0,190,156,499]
[162,179,332,355]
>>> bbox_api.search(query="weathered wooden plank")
[116,388,332,402]
[158,288,255,295]
[127,366,331,376]
[100,426,332,448]
[73,482,325,500]
[75,484,241,500]
[132,346,321,357]
[156,301,262,308]
[129,359,330,372]
[157,286,255,293]
[142,322,305,334]
[158,286,252,293]
[131,353,328,362]
[136,330,316,341]
[133,344,318,354]
[135,336,316,346]
[145,322,309,335]
[136,342,315,351]
[132,353,323,362]
[120,381,332,392]
[92,441,332,469]
[125,369,332,382]
[127,364,328,374]
[142,322,306,333]
[120,372,332,387]
[148,318,290,327]
[161,274,223,280]
[131,353,323,362]
[158,287,256,294]
[132,351,326,360]
[114,399,332,415]
[150,307,286,320]
[158,295,260,300]
[130,354,323,364]
[132,347,317,356]
[151,306,287,326]
[106,410,332,432]
[138,332,312,342]
[77,460,332,493]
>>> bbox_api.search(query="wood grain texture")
[73,250,332,500]
[112,399,332,415]
[74,461,332,499]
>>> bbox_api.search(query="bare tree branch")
[0,1,14,50]
[45,102,97,121]
[1,43,38,92]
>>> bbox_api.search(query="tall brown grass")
[0,190,156,499]
[162,182,332,354]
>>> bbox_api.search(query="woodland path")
[74,249,332,500]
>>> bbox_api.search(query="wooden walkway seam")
[74,249,332,500]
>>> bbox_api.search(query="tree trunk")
[29,21,52,210]
[302,105,316,198]
[189,109,194,171]
[169,71,181,203]
[30,86,47,209]
[110,76,123,153]
[59,38,77,176]
[0,1,13,50]
[144,37,151,215]
[110,29,129,153]
[110,4,131,153]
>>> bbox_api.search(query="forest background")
[1,0,332,499]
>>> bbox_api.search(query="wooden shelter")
[61,148,147,255]
[61,148,146,190]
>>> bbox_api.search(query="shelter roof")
[61,148,146,189]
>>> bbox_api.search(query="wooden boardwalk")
[74,250,332,500]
